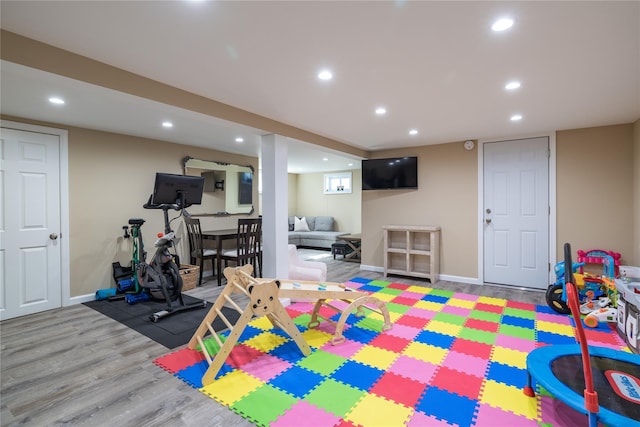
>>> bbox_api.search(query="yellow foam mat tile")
[490,346,528,369]
[413,300,444,312]
[372,292,396,302]
[249,316,276,330]
[447,298,476,309]
[402,341,448,365]
[424,320,463,337]
[301,328,334,348]
[477,296,508,307]
[244,331,288,353]
[346,393,413,427]
[480,379,538,419]
[406,285,433,295]
[536,320,575,336]
[352,345,398,370]
[200,370,263,406]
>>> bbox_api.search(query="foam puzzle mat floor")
[154,277,632,426]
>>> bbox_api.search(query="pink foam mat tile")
[539,395,591,426]
[153,348,204,373]
[441,350,489,378]
[473,403,539,426]
[406,410,455,426]
[319,338,365,358]
[536,312,573,324]
[271,400,341,427]
[384,323,422,340]
[453,292,480,302]
[441,305,472,317]
[240,353,292,382]
[397,291,428,300]
[389,355,438,383]
[494,334,538,353]
[405,306,438,319]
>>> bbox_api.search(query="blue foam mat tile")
[269,365,326,398]
[270,340,310,363]
[237,325,264,343]
[501,315,535,329]
[536,330,577,346]
[342,325,378,344]
[485,361,527,387]
[348,277,373,284]
[421,294,450,304]
[416,386,479,427]
[176,360,210,389]
[414,330,456,349]
[330,359,384,391]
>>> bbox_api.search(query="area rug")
[153,277,630,426]
[85,295,240,349]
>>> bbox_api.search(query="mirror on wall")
[183,156,254,216]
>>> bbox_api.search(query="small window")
[324,172,352,194]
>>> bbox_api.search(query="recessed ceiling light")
[318,70,333,80]
[409,129,418,135]
[510,114,523,121]
[375,107,387,115]
[348,163,353,167]
[48,97,65,105]
[235,137,244,143]
[162,121,173,128]
[505,81,521,90]
[492,17,514,32]
[322,157,329,161]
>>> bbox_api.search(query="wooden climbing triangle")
[187,264,392,386]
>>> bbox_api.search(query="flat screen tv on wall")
[362,156,418,190]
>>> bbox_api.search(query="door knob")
[485,219,492,224]
[49,233,59,240]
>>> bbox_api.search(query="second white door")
[483,137,549,289]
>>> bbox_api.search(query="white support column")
[261,134,289,279]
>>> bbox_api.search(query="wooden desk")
[341,234,362,262]
[202,228,238,286]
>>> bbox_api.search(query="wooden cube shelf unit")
[383,225,441,282]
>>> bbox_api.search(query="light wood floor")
[1,249,546,426]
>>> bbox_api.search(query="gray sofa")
[288,215,348,249]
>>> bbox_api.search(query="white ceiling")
[1,1,639,173]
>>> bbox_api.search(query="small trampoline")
[524,243,640,427]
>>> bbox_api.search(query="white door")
[0,127,62,320]
[483,137,549,289]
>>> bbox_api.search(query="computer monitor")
[151,173,204,208]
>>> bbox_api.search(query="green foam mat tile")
[232,383,298,426]
[297,349,347,375]
[304,378,367,417]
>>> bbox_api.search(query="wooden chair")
[184,216,217,287]
[221,218,262,277]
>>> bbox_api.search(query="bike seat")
[129,218,146,226]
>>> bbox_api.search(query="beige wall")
[361,124,638,279]
[288,174,298,216]
[361,142,478,278]
[3,115,258,297]
[289,171,362,233]
[556,124,635,264]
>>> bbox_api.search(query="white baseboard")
[67,293,96,306]
[438,274,481,285]
[360,264,383,273]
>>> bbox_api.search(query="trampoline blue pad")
[527,344,640,426]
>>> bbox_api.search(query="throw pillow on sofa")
[314,216,334,231]
[294,216,310,232]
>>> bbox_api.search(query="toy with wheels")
[524,243,640,427]
[584,306,617,328]
[546,260,585,314]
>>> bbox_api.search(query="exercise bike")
[135,173,207,322]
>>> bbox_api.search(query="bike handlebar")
[143,194,182,211]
